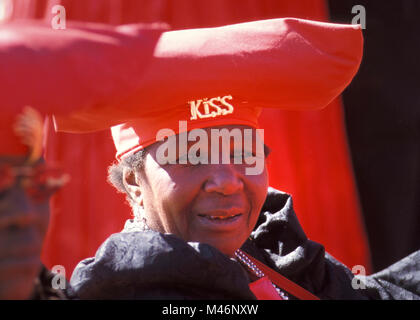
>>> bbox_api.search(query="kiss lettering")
[189,95,234,120]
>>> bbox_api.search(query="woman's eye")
[244,151,255,158]
[177,152,210,166]
[231,152,243,160]
[177,154,195,166]
[231,151,254,161]
[177,154,189,163]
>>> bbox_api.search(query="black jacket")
[30,266,69,300]
[69,188,420,299]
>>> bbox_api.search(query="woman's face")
[128,125,269,257]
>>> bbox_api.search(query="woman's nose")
[203,164,244,195]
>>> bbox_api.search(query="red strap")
[242,251,320,300]
[249,276,284,300]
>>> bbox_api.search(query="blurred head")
[0,156,50,299]
[109,124,269,257]
[0,107,68,299]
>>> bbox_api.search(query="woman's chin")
[191,235,245,258]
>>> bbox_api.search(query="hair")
[107,149,148,211]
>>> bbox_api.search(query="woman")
[64,19,418,299]
[70,124,420,300]
[71,125,419,299]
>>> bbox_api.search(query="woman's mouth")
[196,212,244,231]
[198,213,242,221]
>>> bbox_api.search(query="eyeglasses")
[0,163,70,203]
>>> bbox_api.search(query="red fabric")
[54,18,363,134]
[0,21,167,131]
[8,0,371,276]
[105,18,363,160]
[244,251,320,300]
[249,277,283,300]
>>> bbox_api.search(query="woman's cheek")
[249,171,269,207]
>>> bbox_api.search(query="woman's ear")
[122,167,143,207]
